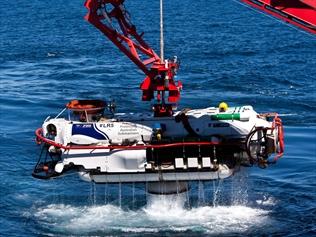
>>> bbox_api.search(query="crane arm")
[241,0,316,34]
[84,0,314,116]
[84,0,160,75]
[85,0,182,115]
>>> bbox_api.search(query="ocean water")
[1,0,315,236]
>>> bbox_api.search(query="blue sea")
[1,0,315,236]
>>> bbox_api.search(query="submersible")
[31,0,313,195]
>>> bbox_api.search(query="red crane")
[84,0,315,116]
[85,0,182,117]
[241,0,316,34]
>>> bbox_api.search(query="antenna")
[160,0,164,62]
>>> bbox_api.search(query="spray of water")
[231,167,249,205]
[31,170,275,235]
[34,181,271,235]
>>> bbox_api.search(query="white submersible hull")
[33,100,284,193]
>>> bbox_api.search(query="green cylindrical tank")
[211,113,241,120]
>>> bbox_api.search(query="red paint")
[84,0,182,113]
[35,128,220,150]
[84,0,314,117]
[272,116,285,162]
[241,0,316,34]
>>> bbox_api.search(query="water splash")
[198,181,205,205]
[231,167,249,206]
[256,195,277,206]
[118,182,122,208]
[104,183,108,204]
[34,193,270,235]
[212,179,223,207]
[89,182,96,205]
[132,182,136,209]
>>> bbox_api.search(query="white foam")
[47,52,56,57]
[14,193,30,200]
[34,195,270,235]
[256,195,277,206]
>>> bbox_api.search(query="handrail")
[35,128,220,150]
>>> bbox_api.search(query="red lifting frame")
[84,0,182,108]
[241,0,316,34]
